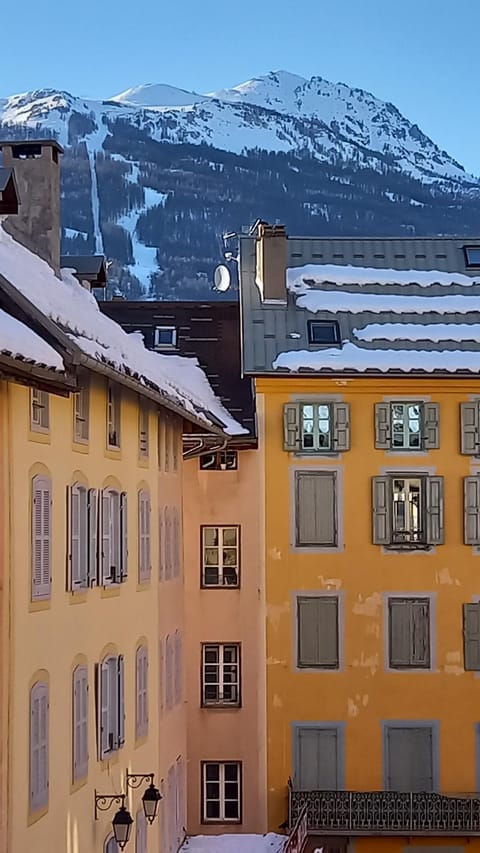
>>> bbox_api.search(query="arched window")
[30,680,49,811]
[31,475,52,601]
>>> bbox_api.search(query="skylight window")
[464,247,480,267]
[154,326,177,349]
[308,320,341,346]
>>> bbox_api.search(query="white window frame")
[300,401,334,452]
[30,388,49,432]
[201,526,240,588]
[139,401,149,457]
[107,383,121,449]
[73,383,89,443]
[202,644,240,707]
[97,654,124,759]
[154,326,177,349]
[30,680,49,812]
[390,401,423,451]
[202,761,241,823]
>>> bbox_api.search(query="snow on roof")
[287,285,480,316]
[0,227,245,435]
[273,342,480,374]
[354,323,480,342]
[180,833,285,853]
[287,263,480,290]
[0,308,64,371]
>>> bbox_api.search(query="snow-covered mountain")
[1,70,479,299]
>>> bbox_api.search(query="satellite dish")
[213,264,231,292]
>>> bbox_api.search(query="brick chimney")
[255,222,287,304]
[0,139,63,276]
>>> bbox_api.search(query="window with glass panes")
[301,403,332,451]
[201,526,239,587]
[202,644,240,706]
[202,762,241,822]
[392,477,423,543]
[391,403,422,449]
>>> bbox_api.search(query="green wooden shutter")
[333,403,350,452]
[426,476,444,545]
[372,477,391,544]
[423,403,440,449]
[461,401,480,455]
[295,471,336,547]
[283,403,301,451]
[296,727,340,790]
[464,477,480,545]
[463,602,480,670]
[374,403,391,449]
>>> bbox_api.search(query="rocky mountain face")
[1,70,479,299]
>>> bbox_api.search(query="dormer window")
[464,246,480,267]
[154,326,177,350]
[308,320,341,346]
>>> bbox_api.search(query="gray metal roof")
[61,255,107,285]
[0,138,64,154]
[0,167,14,192]
[239,232,480,376]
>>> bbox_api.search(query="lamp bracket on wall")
[126,772,154,790]
[94,790,126,820]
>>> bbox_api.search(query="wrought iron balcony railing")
[288,786,480,835]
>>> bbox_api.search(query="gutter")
[183,436,228,460]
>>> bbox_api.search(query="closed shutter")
[166,635,173,710]
[73,665,88,780]
[159,638,164,713]
[423,403,440,449]
[295,471,336,547]
[101,490,112,584]
[159,509,164,580]
[374,403,391,448]
[332,402,350,451]
[32,476,52,601]
[120,492,128,581]
[138,492,150,582]
[118,655,125,747]
[464,477,480,544]
[88,488,98,586]
[297,597,339,668]
[136,646,148,737]
[173,508,180,578]
[30,681,49,811]
[385,726,434,792]
[135,810,147,853]
[426,476,444,545]
[165,506,172,579]
[283,403,301,451]
[296,727,340,790]
[174,631,182,704]
[389,598,430,668]
[461,401,480,455]
[372,477,391,545]
[463,602,480,670]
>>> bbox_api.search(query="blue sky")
[3,0,477,173]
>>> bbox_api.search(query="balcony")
[288,785,480,835]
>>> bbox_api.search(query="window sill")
[201,819,241,826]
[201,584,240,590]
[71,774,88,795]
[28,803,48,826]
[68,589,88,604]
[202,702,241,710]
[29,599,51,613]
[293,451,341,459]
[28,430,50,444]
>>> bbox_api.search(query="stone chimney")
[255,222,287,304]
[0,139,63,276]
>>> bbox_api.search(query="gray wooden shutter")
[372,476,391,545]
[101,490,111,585]
[120,492,128,581]
[461,401,480,455]
[332,402,350,452]
[159,509,164,580]
[389,599,411,667]
[88,488,98,586]
[30,681,49,811]
[374,403,391,449]
[464,477,480,545]
[97,661,109,758]
[136,646,148,737]
[297,597,339,667]
[174,631,182,704]
[463,602,480,670]
[159,638,164,713]
[423,403,440,449]
[385,726,433,792]
[69,486,87,590]
[283,403,301,451]
[32,476,52,601]
[173,507,180,578]
[296,727,340,790]
[295,471,336,547]
[165,506,172,579]
[411,599,430,666]
[118,655,125,746]
[73,665,88,780]
[426,476,444,545]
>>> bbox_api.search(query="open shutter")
[411,599,430,667]
[423,403,440,449]
[389,599,411,668]
[118,655,125,746]
[465,477,480,545]
[32,476,52,600]
[372,476,391,544]
[97,661,109,759]
[464,603,480,670]
[69,486,87,590]
[159,638,164,713]
[100,490,111,585]
[461,401,480,455]
[332,402,350,452]
[283,403,301,452]
[165,506,172,580]
[426,476,444,545]
[88,489,98,586]
[297,598,320,666]
[173,508,179,578]
[374,403,391,449]
[159,509,164,580]
[120,492,128,581]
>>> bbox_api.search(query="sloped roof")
[61,254,107,285]
[0,308,64,371]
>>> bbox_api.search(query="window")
[30,681,49,811]
[284,402,350,453]
[135,810,147,853]
[174,630,182,705]
[96,654,125,758]
[173,507,180,578]
[384,724,436,792]
[30,388,49,431]
[138,491,151,583]
[200,451,238,471]
[107,383,121,448]
[372,475,444,548]
[202,644,240,706]
[297,596,339,669]
[139,401,149,457]
[135,646,148,738]
[72,665,88,781]
[165,634,174,710]
[388,597,431,669]
[375,402,439,451]
[461,401,480,455]
[154,326,177,349]
[295,471,337,548]
[164,506,172,580]
[201,526,239,587]
[308,320,341,346]
[73,384,89,442]
[294,725,343,791]
[32,475,52,601]
[464,246,480,267]
[202,762,241,823]
[100,489,128,584]
[463,602,480,670]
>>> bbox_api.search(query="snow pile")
[273,342,480,374]
[354,323,480,342]
[287,264,480,290]
[180,833,286,853]
[0,309,64,371]
[0,227,245,434]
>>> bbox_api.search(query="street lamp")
[94,791,134,850]
[126,773,162,825]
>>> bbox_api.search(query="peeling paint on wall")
[352,653,379,675]
[365,622,380,639]
[353,592,382,617]
[317,574,342,590]
[435,567,460,586]
[267,603,289,630]
[268,547,282,561]
[273,694,283,709]
[348,698,359,717]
